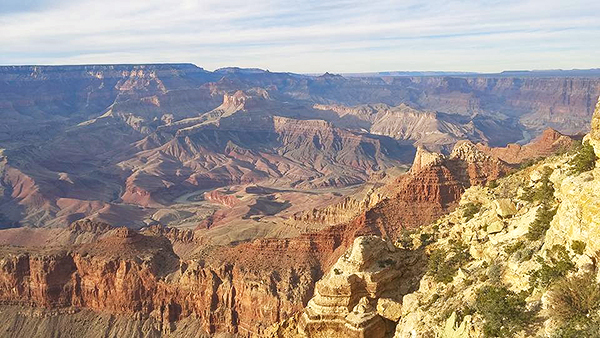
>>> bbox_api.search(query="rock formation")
[476,128,576,164]
[290,236,424,338]
[544,96,600,254]
[590,95,600,154]
[410,146,445,173]
[1,65,598,229]
[353,140,511,239]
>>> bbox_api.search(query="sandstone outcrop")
[204,189,239,208]
[590,95,600,154]
[544,96,600,254]
[313,103,512,152]
[0,215,386,337]
[410,146,444,173]
[293,236,425,338]
[292,184,387,227]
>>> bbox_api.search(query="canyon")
[1,65,598,231]
[0,64,598,337]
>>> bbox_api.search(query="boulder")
[494,198,517,218]
[377,298,403,321]
[486,221,504,234]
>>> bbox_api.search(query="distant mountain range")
[341,68,600,77]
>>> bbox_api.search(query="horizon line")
[0,63,599,77]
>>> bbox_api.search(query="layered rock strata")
[295,236,425,338]
[357,141,512,239]
[476,128,576,164]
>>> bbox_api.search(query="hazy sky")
[1,0,599,73]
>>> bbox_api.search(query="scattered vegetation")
[423,293,440,311]
[333,268,342,275]
[487,261,505,285]
[462,202,482,221]
[571,240,587,255]
[399,228,414,249]
[487,179,499,189]
[442,304,475,325]
[505,240,525,255]
[521,166,555,203]
[519,166,558,241]
[428,249,454,283]
[548,271,600,338]
[514,246,536,262]
[519,157,544,170]
[427,240,471,283]
[568,141,597,175]
[475,285,530,337]
[529,245,575,290]
[526,202,557,241]
[420,233,434,246]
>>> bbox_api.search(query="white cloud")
[0,0,599,72]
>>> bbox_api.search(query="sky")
[1,0,599,73]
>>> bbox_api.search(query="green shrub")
[463,202,482,221]
[526,203,557,241]
[420,233,434,246]
[487,261,505,285]
[475,285,530,337]
[568,141,597,175]
[427,240,472,284]
[514,246,536,262]
[399,229,414,249]
[487,180,499,189]
[548,272,600,337]
[521,167,555,203]
[571,240,587,255]
[505,240,525,255]
[428,249,456,283]
[529,245,575,289]
[534,167,555,201]
[519,157,543,170]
